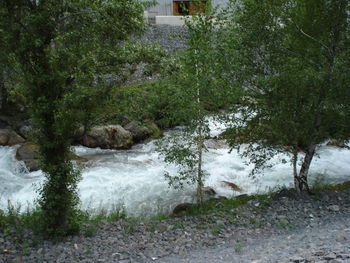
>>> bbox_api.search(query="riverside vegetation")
[0,0,349,260]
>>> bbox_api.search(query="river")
[0,122,349,216]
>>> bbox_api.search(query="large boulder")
[82,125,133,149]
[124,121,151,143]
[16,143,89,172]
[15,119,34,140]
[145,121,162,138]
[0,116,10,129]
[0,128,26,146]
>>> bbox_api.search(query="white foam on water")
[1,131,350,216]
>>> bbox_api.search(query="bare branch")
[289,18,331,52]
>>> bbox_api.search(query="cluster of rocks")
[0,115,161,171]
[0,116,30,146]
[1,187,349,263]
[289,250,350,263]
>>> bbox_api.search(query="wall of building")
[146,0,230,18]
[147,0,173,18]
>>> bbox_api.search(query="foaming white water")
[0,146,44,210]
[1,133,350,216]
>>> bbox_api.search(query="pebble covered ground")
[1,187,349,263]
[141,24,188,54]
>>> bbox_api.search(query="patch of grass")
[86,206,126,223]
[184,195,255,217]
[173,220,185,229]
[197,224,208,230]
[150,213,168,221]
[249,217,257,224]
[146,220,158,232]
[0,203,41,245]
[123,219,137,235]
[83,223,98,237]
[256,195,272,209]
[277,218,294,229]
[234,241,244,254]
[210,224,222,236]
[312,180,350,191]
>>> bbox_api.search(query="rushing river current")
[1,121,349,216]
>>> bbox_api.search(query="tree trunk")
[295,144,316,193]
[292,147,298,190]
[194,48,205,206]
[196,123,204,206]
[0,69,6,111]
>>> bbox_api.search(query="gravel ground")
[1,188,350,263]
[141,24,188,54]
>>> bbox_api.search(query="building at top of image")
[144,0,230,25]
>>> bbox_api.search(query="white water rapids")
[0,121,349,216]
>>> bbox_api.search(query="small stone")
[324,252,337,260]
[328,205,340,212]
[290,256,304,262]
[338,254,350,259]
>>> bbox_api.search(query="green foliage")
[221,0,350,192]
[86,207,127,223]
[0,0,147,237]
[156,5,226,205]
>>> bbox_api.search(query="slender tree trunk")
[0,69,6,111]
[195,48,204,206]
[196,120,205,205]
[292,147,298,190]
[295,144,316,193]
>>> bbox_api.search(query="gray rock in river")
[124,121,152,143]
[82,125,133,149]
[15,143,40,171]
[0,128,26,146]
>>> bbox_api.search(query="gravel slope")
[1,188,350,263]
[160,214,350,263]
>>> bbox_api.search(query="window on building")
[173,1,207,16]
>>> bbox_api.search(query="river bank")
[1,184,349,263]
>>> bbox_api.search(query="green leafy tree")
[222,0,350,192]
[157,4,223,205]
[0,0,147,237]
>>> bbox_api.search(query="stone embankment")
[1,187,349,263]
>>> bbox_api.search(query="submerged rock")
[0,128,26,146]
[173,203,193,216]
[16,143,88,172]
[16,143,40,171]
[221,181,243,192]
[202,186,217,197]
[82,125,133,149]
